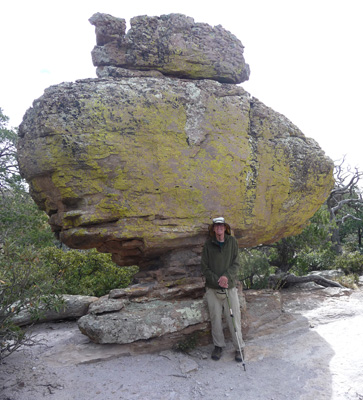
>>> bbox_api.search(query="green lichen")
[20,79,334,250]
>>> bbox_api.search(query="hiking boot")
[235,348,245,363]
[211,346,222,361]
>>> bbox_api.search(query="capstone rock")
[89,13,250,84]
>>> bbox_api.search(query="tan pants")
[205,287,245,350]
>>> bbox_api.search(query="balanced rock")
[18,14,333,343]
[17,14,334,347]
[89,13,250,84]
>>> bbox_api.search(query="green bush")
[0,244,63,361]
[174,332,200,353]
[0,188,56,250]
[333,251,363,275]
[39,248,139,297]
[238,249,274,289]
[292,248,337,275]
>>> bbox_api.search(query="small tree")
[0,109,60,361]
[0,108,20,191]
[326,157,363,254]
[0,244,62,362]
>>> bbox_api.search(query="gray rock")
[78,298,210,344]
[96,66,165,79]
[13,295,98,326]
[88,298,129,314]
[89,12,126,46]
[179,356,199,373]
[309,270,344,279]
[89,13,250,84]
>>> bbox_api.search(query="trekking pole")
[224,289,246,371]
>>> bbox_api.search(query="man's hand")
[218,275,228,288]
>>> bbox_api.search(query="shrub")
[0,244,63,361]
[0,188,56,250]
[174,332,200,353]
[238,249,273,289]
[39,248,139,297]
[292,248,337,276]
[333,251,363,275]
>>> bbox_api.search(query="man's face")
[213,223,226,235]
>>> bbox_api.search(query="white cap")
[213,217,225,224]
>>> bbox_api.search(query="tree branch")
[269,273,344,289]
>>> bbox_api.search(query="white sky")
[1,0,362,169]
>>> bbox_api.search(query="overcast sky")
[1,0,362,169]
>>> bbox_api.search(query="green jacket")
[201,234,240,289]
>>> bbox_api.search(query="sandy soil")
[1,288,363,400]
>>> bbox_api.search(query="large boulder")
[18,76,333,276]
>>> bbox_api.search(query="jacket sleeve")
[223,237,240,286]
[201,242,219,287]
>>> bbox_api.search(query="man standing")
[201,217,245,362]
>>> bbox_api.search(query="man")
[201,216,245,362]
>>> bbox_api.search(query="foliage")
[0,108,21,191]
[0,244,63,362]
[0,107,55,250]
[0,187,55,249]
[264,158,363,279]
[338,208,363,250]
[333,251,363,275]
[292,248,337,276]
[238,249,274,289]
[38,248,139,297]
[174,332,200,353]
[341,233,363,254]
[0,239,138,360]
[269,206,335,274]
[0,108,64,360]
